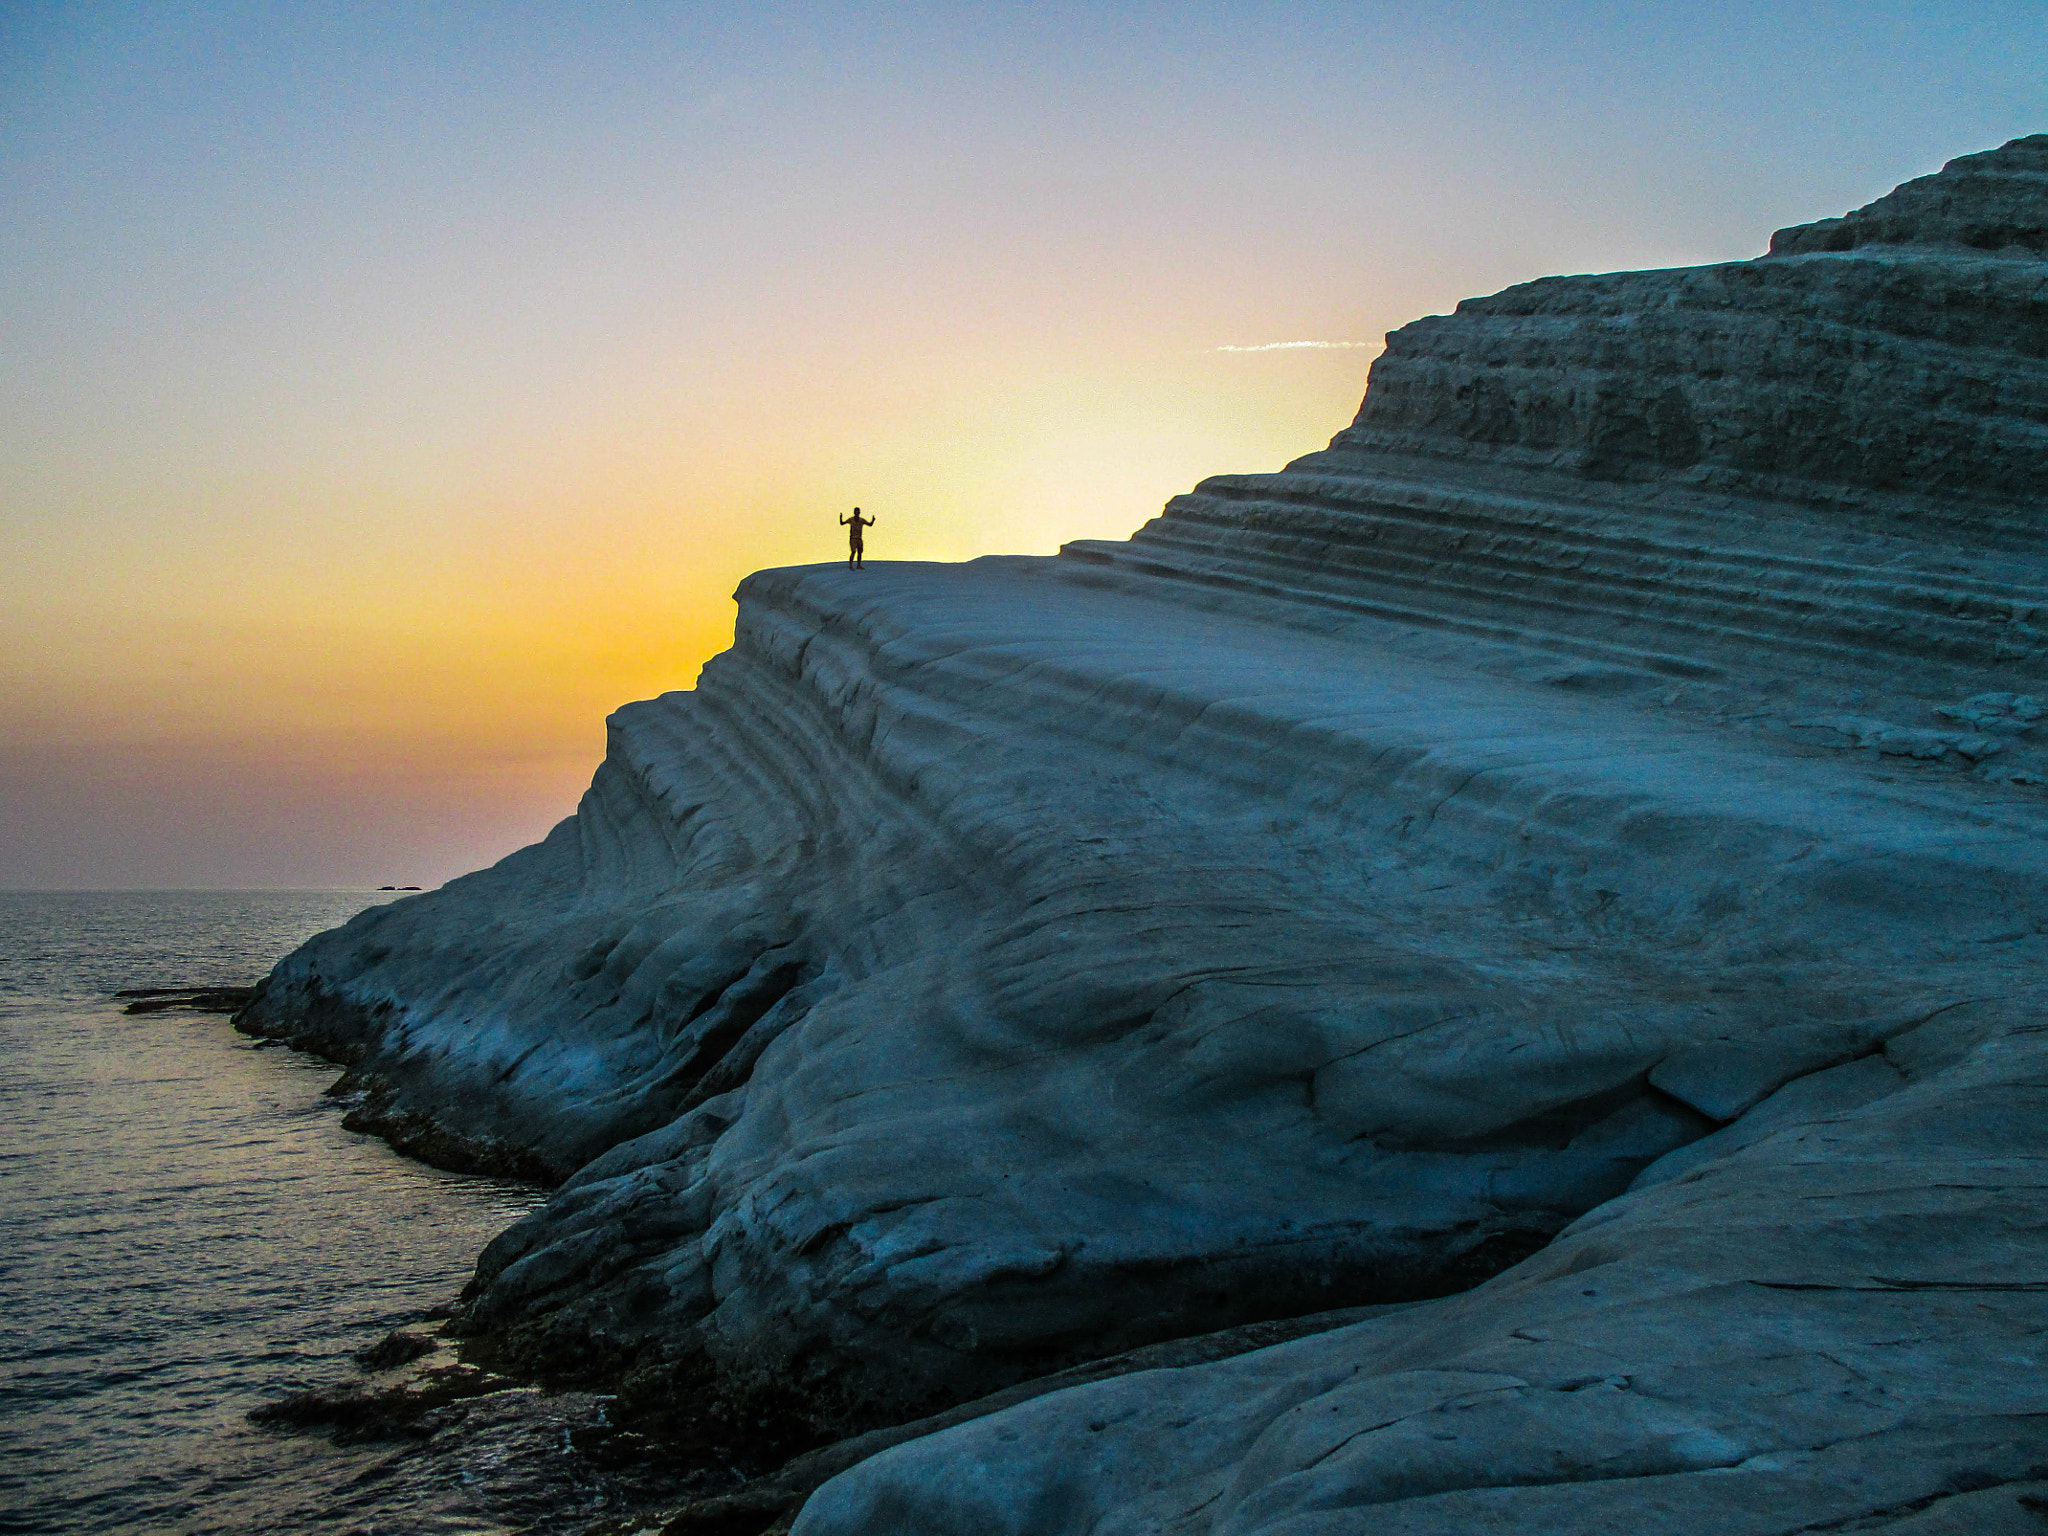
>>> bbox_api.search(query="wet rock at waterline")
[118,985,258,1015]
[241,135,2048,1529]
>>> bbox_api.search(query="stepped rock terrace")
[243,136,2048,1535]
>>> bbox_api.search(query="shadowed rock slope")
[797,1001,2048,1536]
[242,136,2048,1525]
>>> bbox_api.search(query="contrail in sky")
[1209,340,1381,352]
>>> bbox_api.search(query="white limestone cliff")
[241,135,2048,1530]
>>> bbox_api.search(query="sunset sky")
[5,2,2044,888]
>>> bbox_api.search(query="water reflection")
[0,892,547,1534]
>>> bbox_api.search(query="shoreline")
[232,980,1547,1534]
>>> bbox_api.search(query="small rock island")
[241,136,2048,1533]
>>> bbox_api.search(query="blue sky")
[3,1,2042,886]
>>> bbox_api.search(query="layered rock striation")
[797,999,2048,1535]
[242,136,2048,1529]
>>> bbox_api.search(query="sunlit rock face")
[245,135,2048,1513]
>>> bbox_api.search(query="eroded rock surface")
[241,135,2048,1519]
[796,1001,2048,1535]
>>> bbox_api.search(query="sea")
[0,890,651,1535]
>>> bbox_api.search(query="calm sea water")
[0,891,551,1535]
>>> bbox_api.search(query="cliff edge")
[243,136,2048,1533]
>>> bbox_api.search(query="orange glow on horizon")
[6,4,2038,885]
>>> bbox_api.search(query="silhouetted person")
[840,507,875,569]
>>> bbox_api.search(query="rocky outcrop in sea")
[242,135,2048,1533]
